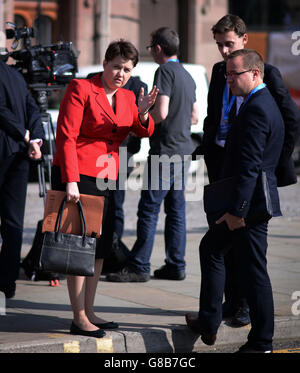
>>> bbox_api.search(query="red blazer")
[53,74,154,183]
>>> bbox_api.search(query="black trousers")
[224,243,246,310]
[205,145,248,310]
[198,220,274,351]
[0,153,30,289]
[204,144,226,183]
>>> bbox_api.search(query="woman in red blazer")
[52,40,158,338]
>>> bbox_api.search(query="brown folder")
[42,190,105,238]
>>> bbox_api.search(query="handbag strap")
[54,196,87,238]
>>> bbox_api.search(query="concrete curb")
[1,181,299,354]
[0,316,299,353]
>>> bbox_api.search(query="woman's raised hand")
[138,85,159,116]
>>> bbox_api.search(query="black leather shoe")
[106,267,150,282]
[185,313,217,346]
[93,321,119,329]
[70,322,106,338]
[222,301,238,318]
[231,305,251,326]
[153,265,186,280]
[0,283,16,299]
[236,343,272,353]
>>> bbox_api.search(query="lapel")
[90,74,129,124]
[227,88,267,150]
[216,62,227,103]
[114,89,129,123]
[215,62,228,123]
[236,88,266,119]
[217,61,226,83]
[218,61,239,122]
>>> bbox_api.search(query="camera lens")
[6,29,16,39]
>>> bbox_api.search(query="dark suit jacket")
[0,60,43,163]
[221,87,284,218]
[201,61,300,187]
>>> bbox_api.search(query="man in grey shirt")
[106,27,198,282]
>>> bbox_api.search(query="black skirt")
[51,165,112,259]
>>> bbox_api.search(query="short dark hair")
[212,14,247,38]
[227,49,265,78]
[150,27,179,56]
[105,39,139,67]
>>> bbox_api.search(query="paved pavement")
[0,173,300,353]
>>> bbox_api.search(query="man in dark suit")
[0,60,44,298]
[186,49,284,353]
[193,14,300,326]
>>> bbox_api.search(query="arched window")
[14,14,26,28]
[34,15,52,45]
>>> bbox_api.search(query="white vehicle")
[76,62,208,170]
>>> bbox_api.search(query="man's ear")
[155,44,162,54]
[252,68,260,80]
[243,33,248,46]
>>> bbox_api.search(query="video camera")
[1,22,79,191]
[3,22,78,85]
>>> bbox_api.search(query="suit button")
[112,128,117,133]
[108,141,113,145]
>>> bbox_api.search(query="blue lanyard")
[242,83,266,107]
[167,58,179,63]
[223,83,236,122]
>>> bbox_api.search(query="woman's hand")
[138,85,159,121]
[66,182,80,203]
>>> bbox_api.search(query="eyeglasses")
[146,44,155,51]
[224,69,252,79]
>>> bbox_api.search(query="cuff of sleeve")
[228,207,247,219]
[30,139,43,146]
[140,116,149,128]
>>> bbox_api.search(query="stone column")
[98,0,111,64]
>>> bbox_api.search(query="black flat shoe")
[93,321,119,330]
[70,322,106,338]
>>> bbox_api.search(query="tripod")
[37,111,56,203]
[20,84,63,286]
[29,84,64,203]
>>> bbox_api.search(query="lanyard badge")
[217,83,236,141]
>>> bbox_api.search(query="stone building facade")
[0,0,228,78]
